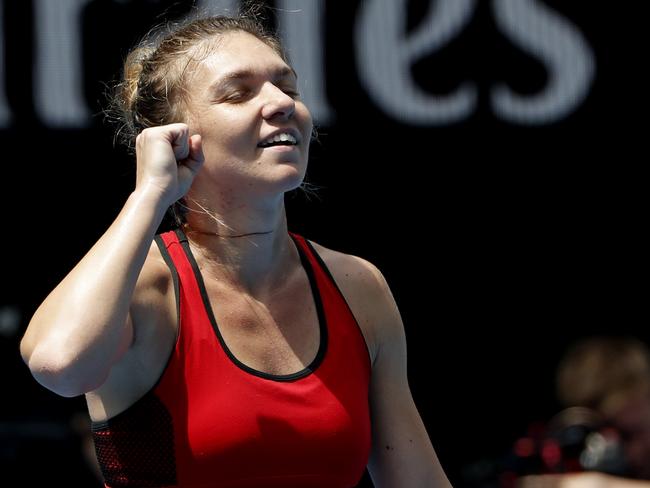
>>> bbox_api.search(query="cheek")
[194,103,253,137]
[297,103,313,131]
[202,121,255,158]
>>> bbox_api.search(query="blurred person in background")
[517,336,650,488]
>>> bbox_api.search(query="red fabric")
[132,230,371,487]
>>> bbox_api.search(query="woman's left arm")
[361,261,453,488]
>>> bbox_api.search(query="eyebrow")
[210,66,298,92]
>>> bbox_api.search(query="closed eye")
[217,85,299,103]
[283,89,301,98]
[223,90,251,102]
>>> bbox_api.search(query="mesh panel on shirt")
[92,392,177,487]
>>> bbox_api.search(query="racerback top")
[91,229,373,488]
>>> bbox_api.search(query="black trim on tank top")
[300,239,373,371]
[175,228,328,382]
[154,234,181,327]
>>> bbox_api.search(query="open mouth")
[257,132,299,148]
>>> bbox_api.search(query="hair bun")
[120,46,156,114]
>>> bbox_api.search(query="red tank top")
[92,229,372,488]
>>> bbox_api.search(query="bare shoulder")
[308,240,387,291]
[307,240,398,368]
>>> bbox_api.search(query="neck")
[181,196,298,297]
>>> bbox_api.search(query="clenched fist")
[135,123,204,208]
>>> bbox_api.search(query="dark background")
[0,0,646,486]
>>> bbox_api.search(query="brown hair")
[106,8,292,228]
[556,336,650,415]
[109,10,287,153]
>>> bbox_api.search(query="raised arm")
[20,124,203,397]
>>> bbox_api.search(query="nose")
[260,83,295,121]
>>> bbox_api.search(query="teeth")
[260,132,297,147]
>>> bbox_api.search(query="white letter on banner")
[355,0,477,125]
[491,0,596,124]
[195,0,239,16]
[277,0,333,126]
[33,0,92,127]
[0,0,11,127]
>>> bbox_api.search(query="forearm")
[21,186,168,396]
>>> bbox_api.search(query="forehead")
[192,31,291,82]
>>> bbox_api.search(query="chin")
[274,163,307,187]
[278,176,307,194]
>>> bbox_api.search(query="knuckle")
[138,127,153,141]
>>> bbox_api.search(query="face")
[182,31,313,205]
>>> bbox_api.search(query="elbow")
[28,363,87,398]
[21,340,107,397]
